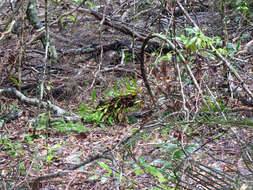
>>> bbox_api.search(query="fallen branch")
[25,121,163,189]
[232,107,253,112]
[30,153,111,190]
[62,40,130,56]
[0,88,81,121]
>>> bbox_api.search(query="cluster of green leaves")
[133,141,195,189]
[177,27,226,55]
[93,158,171,189]
[124,52,135,63]
[53,120,87,133]
[156,26,230,66]
[78,103,105,125]
[33,113,87,135]
[233,0,253,16]
[202,95,228,113]
[104,77,137,98]
[0,137,24,158]
[156,51,173,64]
[87,161,137,188]
[58,0,97,27]
[153,141,195,163]
[42,144,61,163]
[78,77,139,126]
[94,139,195,190]
[136,157,170,189]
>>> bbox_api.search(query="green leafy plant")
[124,52,135,63]
[97,161,112,184]
[79,77,139,125]
[134,157,173,190]
[177,27,226,55]
[43,144,61,163]
[96,161,136,187]
[10,76,20,87]
[69,15,77,23]
[34,113,87,134]
[92,89,96,108]
[139,157,168,183]
[53,120,87,133]
[155,142,195,163]
[78,104,105,126]
[0,138,24,158]
[104,77,137,98]
[19,162,26,175]
[201,95,228,112]
[233,0,253,16]
[131,142,195,190]
[35,113,48,131]
[158,52,173,64]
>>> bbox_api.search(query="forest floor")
[0,1,253,190]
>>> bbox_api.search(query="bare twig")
[88,0,109,90]
[0,20,16,40]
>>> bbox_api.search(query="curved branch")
[140,34,156,106]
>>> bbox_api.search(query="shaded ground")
[0,0,253,189]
